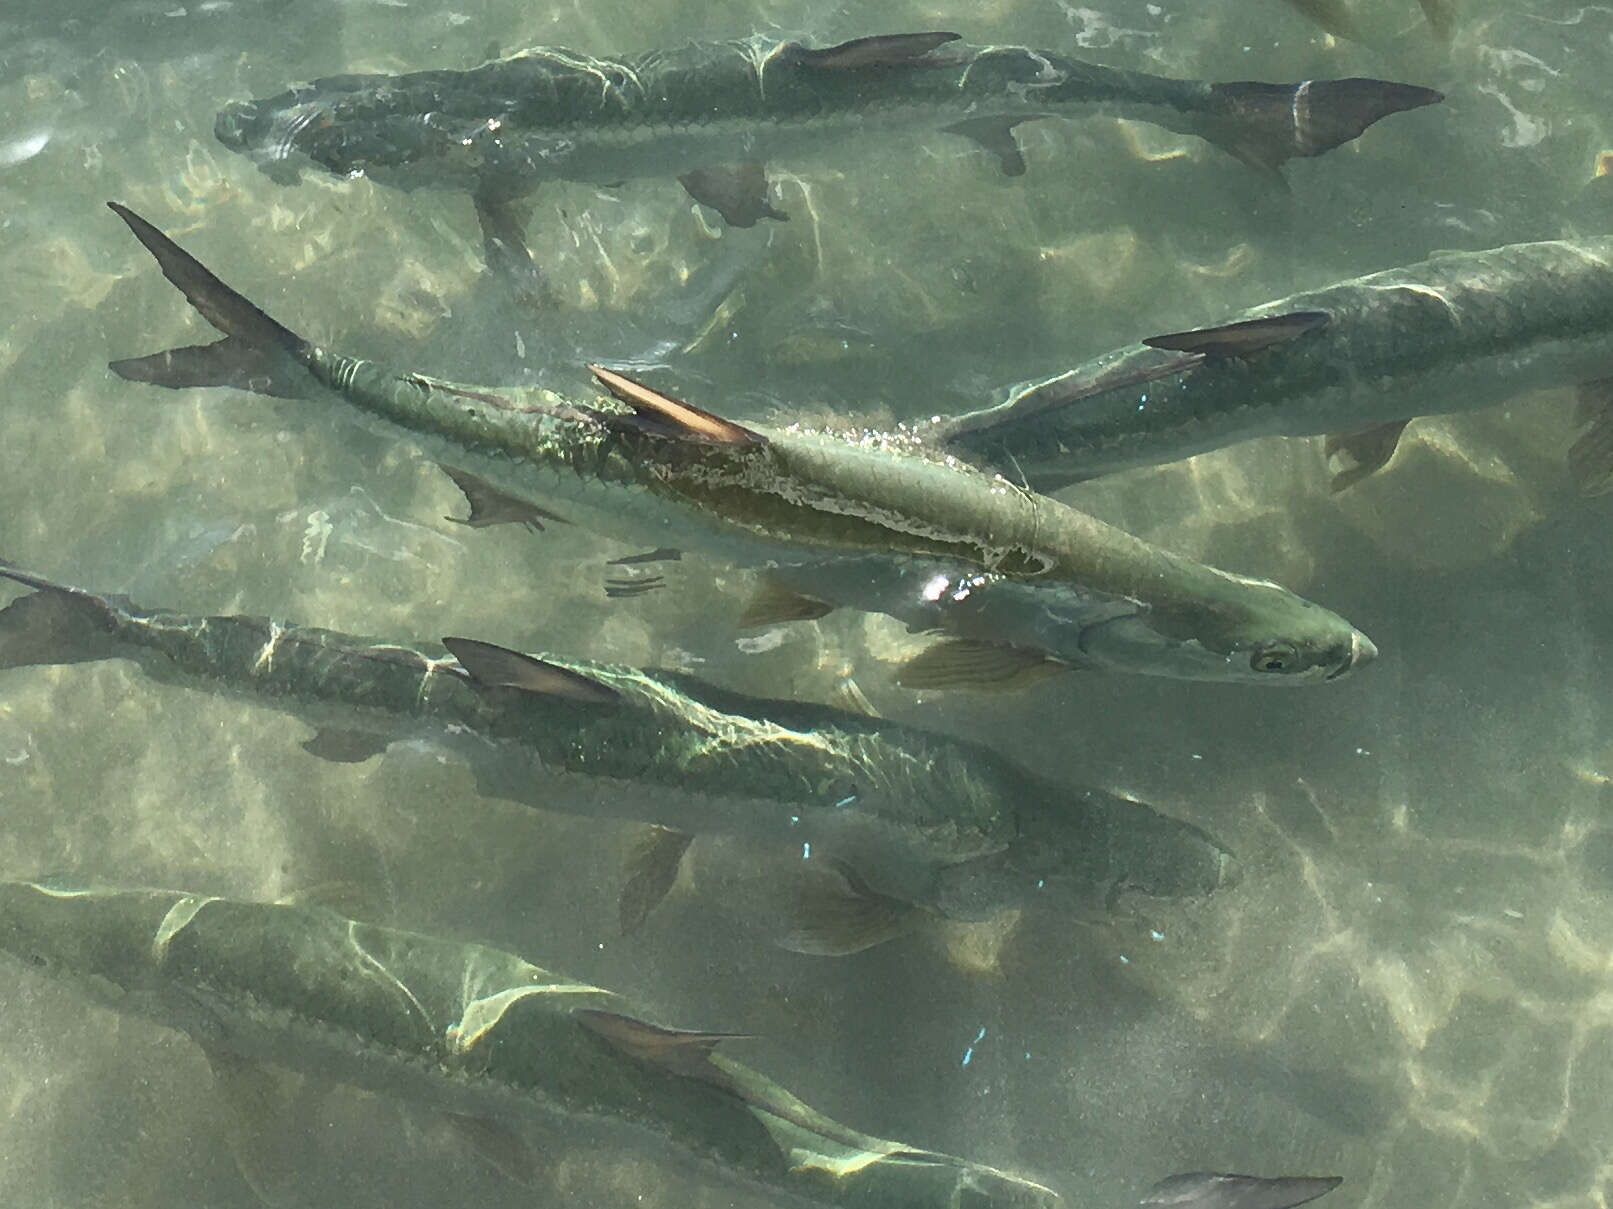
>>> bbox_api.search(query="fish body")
[0,563,1235,946]
[0,877,1059,1208]
[214,32,1440,227]
[109,204,1376,686]
[939,238,1613,493]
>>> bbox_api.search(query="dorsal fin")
[574,1009,750,1078]
[1143,311,1330,359]
[792,32,960,69]
[587,366,766,446]
[441,637,620,706]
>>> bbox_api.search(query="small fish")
[212,31,1441,276]
[0,877,1062,1207]
[938,237,1613,495]
[0,562,1235,951]
[106,204,1377,688]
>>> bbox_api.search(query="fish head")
[214,96,326,185]
[0,878,186,1009]
[1076,570,1376,685]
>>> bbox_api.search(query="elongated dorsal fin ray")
[587,365,766,446]
[574,1009,750,1077]
[792,32,961,70]
[1144,311,1331,359]
[442,637,620,706]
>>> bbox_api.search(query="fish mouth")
[1327,627,1378,680]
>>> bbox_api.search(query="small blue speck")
[1119,954,1129,965]
[788,814,800,826]
[961,1047,974,1067]
[801,842,811,860]
[1024,1050,1032,1061]
[1035,879,1045,890]
[1150,929,1165,942]
[834,794,859,809]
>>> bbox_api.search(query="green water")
[0,1,1609,1205]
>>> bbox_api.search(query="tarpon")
[106,203,1378,689]
[0,877,1059,1207]
[0,879,1347,1209]
[0,562,1235,954]
[212,30,1441,278]
[936,237,1613,495]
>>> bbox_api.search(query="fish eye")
[1250,644,1298,673]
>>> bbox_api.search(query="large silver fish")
[106,204,1377,690]
[0,877,1058,1207]
[0,878,1347,1209]
[212,30,1441,276]
[937,237,1613,494]
[0,562,1234,954]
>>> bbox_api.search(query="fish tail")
[0,561,125,671]
[106,202,312,399]
[1205,78,1442,172]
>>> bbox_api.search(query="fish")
[1142,1172,1342,1209]
[936,237,1613,495]
[212,30,1442,277]
[0,876,1062,1208]
[106,203,1378,688]
[0,561,1236,953]
[1279,0,1455,45]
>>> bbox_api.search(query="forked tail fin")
[0,562,125,671]
[106,202,312,398]
[1206,78,1442,172]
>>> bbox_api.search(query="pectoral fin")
[1569,376,1613,495]
[574,1009,750,1078]
[1141,1173,1343,1209]
[738,577,835,628]
[472,193,549,304]
[587,365,767,446]
[608,547,682,567]
[792,32,961,69]
[1323,419,1411,492]
[1143,311,1330,359]
[619,825,695,936]
[441,464,570,531]
[301,727,390,763]
[895,639,1068,693]
[442,636,621,706]
[678,162,787,227]
[444,1113,540,1185]
[943,116,1036,177]
[779,861,922,956]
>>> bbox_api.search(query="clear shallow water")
[0,1,1610,1206]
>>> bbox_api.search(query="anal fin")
[1570,376,1613,495]
[1143,311,1330,359]
[441,464,570,532]
[1323,419,1411,492]
[619,825,695,936]
[895,639,1067,693]
[678,162,787,227]
[943,116,1038,177]
[779,861,922,956]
